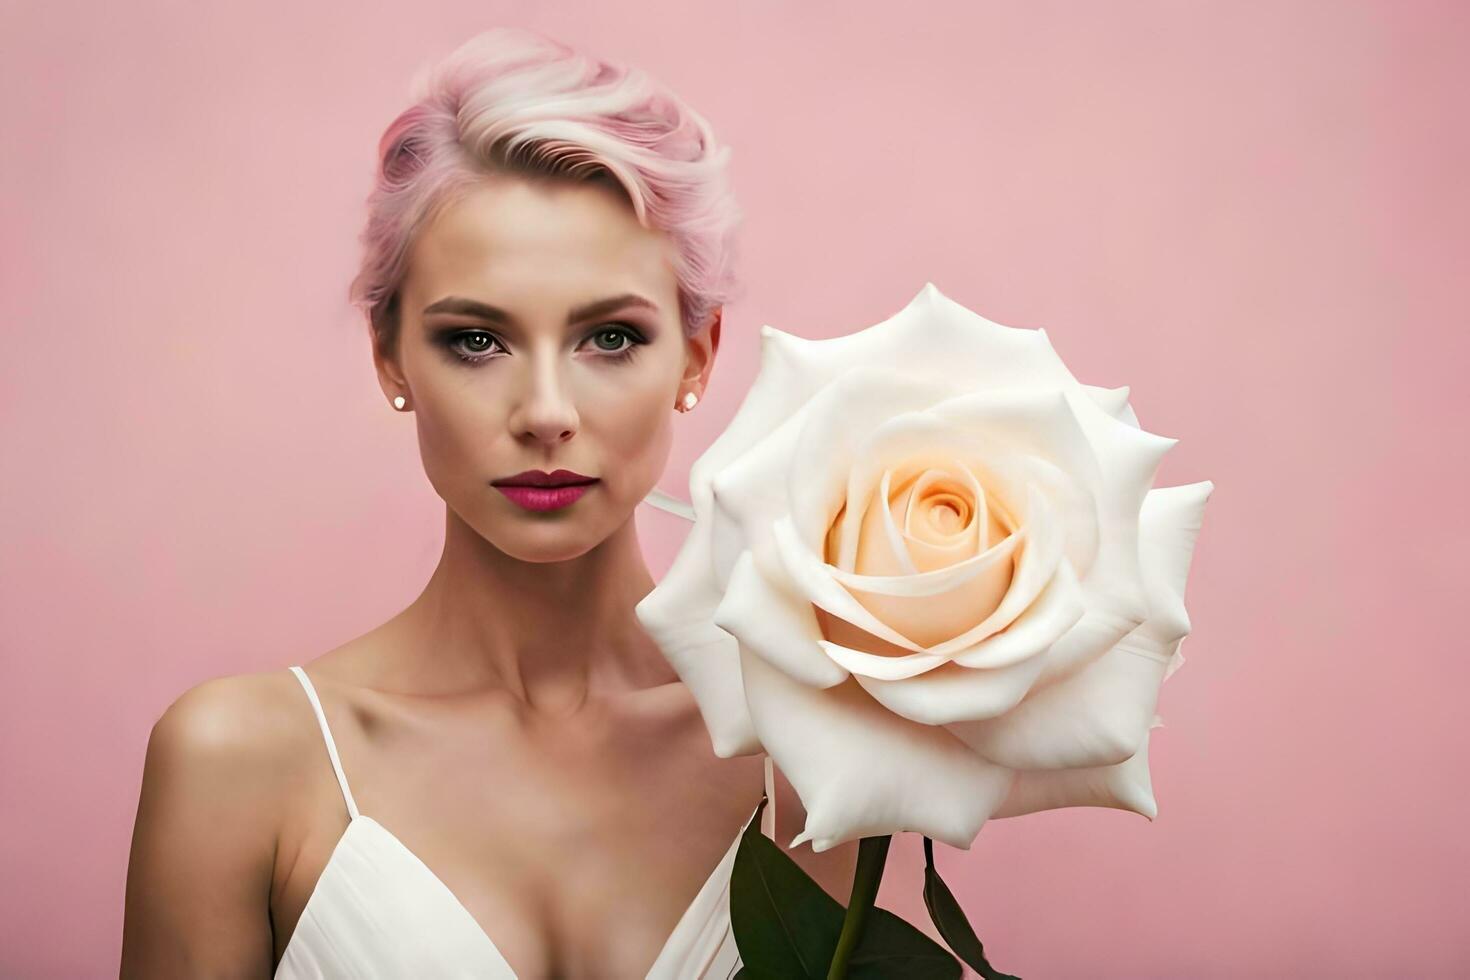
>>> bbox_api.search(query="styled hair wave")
[347,27,745,354]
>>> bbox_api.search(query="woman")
[120,27,857,979]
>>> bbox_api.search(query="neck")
[383,507,675,715]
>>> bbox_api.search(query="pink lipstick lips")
[490,469,599,512]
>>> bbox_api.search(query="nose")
[508,354,579,446]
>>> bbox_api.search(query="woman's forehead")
[406,179,678,305]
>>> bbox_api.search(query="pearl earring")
[681,391,699,411]
[392,395,407,410]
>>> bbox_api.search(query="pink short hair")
[348,27,745,352]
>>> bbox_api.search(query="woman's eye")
[583,323,647,360]
[439,323,646,365]
[462,332,496,353]
[446,331,501,361]
[588,327,631,353]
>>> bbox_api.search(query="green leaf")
[921,837,1023,980]
[730,795,846,976]
[846,906,963,980]
[732,968,785,980]
[730,797,961,980]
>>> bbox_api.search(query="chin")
[509,540,600,564]
[488,521,608,563]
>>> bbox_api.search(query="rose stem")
[826,833,893,979]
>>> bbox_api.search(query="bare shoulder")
[143,668,322,810]
[137,666,318,849]
[154,668,312,753]
[120,668,315,978]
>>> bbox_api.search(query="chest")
[273,698,767,976]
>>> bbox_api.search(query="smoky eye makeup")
[431,322,651,366]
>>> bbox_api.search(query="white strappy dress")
[276,665,775,980]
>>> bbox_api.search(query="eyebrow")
[421,292,659,325]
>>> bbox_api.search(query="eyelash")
[439,323,647,366]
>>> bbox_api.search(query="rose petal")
[689,327,831,588]
[708,408,809,588]
[634,525,761,757]
[847,467,919,575]
[901,465,984,570]
[688,325,829,509]
[785,280,1110,569]
[1024,603,1151,690]
[846,644,1049,721]
[920,482,1065,659]
[813,283,1081,401]
[788,478,1062,664]
[712,549,849,689]
[715,367,948,584]
[783,471,1044,668]
[1032,478,1212,685]
[785,369,963,563]
[945,638,1174,770]
[1081,383,1135,427]
[815,638,950,680]
[850,452,1009,573]
[771,513,927,653]
[737,642,1016,851]
[946,555,1088,670]
[694,279,1077,532]
[835,415,1034,575]
[853,558,1086,723]
[1164,636,1187,683]
[990,727,1159,820]
[1131,481,1215,654]
[841,479,1019,648]
[634,322,839,758]
[821,415,1075,657]
[926,387,1103,579]
[1055,387,1178,625]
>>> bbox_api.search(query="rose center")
[923,492,969,535]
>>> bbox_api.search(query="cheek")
[590,378,674,490]
[412,397,496,503]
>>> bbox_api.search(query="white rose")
[637,283,1212,852]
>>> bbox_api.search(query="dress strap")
[761,753,777,840]
[287,665,361,820]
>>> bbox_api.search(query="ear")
[681,306,722,393]
[371,325,410,408]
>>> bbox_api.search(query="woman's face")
[377,174,718,563]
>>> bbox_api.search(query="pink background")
[2,1,1465,976]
